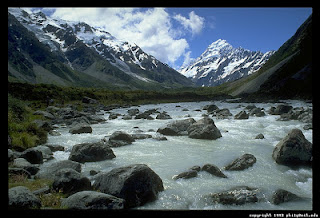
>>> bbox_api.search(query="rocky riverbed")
[9,98,313,210]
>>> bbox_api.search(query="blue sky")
[169,7,312,67]
[32,7,312,70]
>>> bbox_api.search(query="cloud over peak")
[46,8,204,67]
[173,11,205,36]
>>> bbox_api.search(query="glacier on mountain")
[179,39,275,87]
[8,8,162,81]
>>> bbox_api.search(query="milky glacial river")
[45,100,313,210]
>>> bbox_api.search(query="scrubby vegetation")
[8,94,48,150]
[8,81,231,106]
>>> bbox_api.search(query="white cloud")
[181,51,194,69]
[49,8,198,66]
[173,11,205,36]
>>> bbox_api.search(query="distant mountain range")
[8,8,193,90]
[179,39,275,87]
[8,8,312,99]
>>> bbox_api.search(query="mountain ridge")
[8,8,193,90]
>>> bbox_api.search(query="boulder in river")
[35,160,81,180]
[249,107,266,117]
[157,118,196,136]
[203,104,219,113]
[187,117,222,140]
[224,154,257,171]
[69,142,116,163]
[255,133,265,139]
[69,123,92,134]
[205,186,259,205]
[61,191,125,209]
[93,164,164,208]
[214,108,232,119]
[272,129,312,167]
[172,169,198,180]
[268,104,293,115]
[201,164,227,178]
[271,189,301,205]
[108,131,135,147]
[156,112,172,120]
[234,110,249,119]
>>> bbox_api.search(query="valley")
[8,7,313,212]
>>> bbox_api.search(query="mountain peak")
[179,39,275,87]
[208,39,231,49]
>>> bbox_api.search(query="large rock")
[20,148,43,164]
[172,170,198,180]
[205,186,259,205]
[93,164,164,208]
[108,131,135,147]
[249,107,266,117]
[13,158,39,175]
[69,123,92,134]
[135,113,153,120]
[201,164,227,178]
[157,118,196,136]
[234,111,249,119]
[203,104,219,113]
[224,154,256,171]
[31,145,53,161]
[271,189,301,205]
[214,108,232,119]
[268,104,293,115]
[35,160,81,180]
[52,168,92,195]
[272,129,312,167]
[156,112,172,120]
[69,142,116,163]
[61,191,125,209]
[187,117,222,140]
[9,186,41,209]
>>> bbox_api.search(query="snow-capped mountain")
[179,39,275,87]
[8,8,193,89]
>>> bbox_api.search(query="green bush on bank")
[8,94,48,150]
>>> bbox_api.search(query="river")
[45,100,313,210]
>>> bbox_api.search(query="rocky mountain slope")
[8,8,193,90]
[179,39,275,87]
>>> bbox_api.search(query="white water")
[45,100,313,210]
